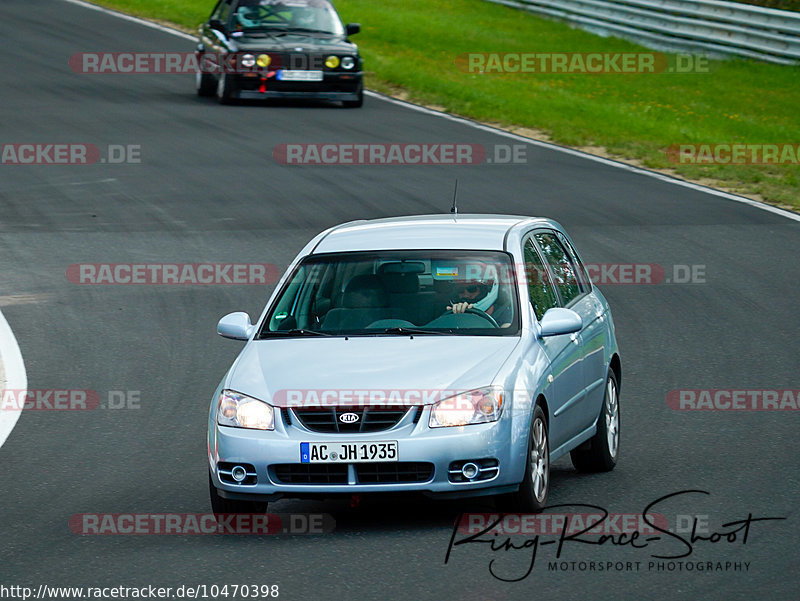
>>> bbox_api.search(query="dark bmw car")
[196,0,363,106]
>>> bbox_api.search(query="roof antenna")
[450,179,458,215]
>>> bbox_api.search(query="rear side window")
[534,232,582,307]
[523,239,559,320]
[556,232,592,293]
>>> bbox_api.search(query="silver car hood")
[226,336,521,407]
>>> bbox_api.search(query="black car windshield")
[232,0,344,35]
[259,250,521,338]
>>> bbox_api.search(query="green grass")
[93,0,800,210]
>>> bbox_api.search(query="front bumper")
[208,406,525,500]
[231,71,362,101]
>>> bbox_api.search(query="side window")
[523,238,559,320]
[556,232,592,293]
[534,232,582,307]
[213,0,233,22]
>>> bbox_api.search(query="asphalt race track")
[0,1,798,599]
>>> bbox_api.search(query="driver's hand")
[447,302,473,314]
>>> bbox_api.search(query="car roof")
[310,214,552,254]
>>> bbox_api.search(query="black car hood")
[230,32,357,54]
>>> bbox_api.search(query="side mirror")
[217,312,255,340]
[209,19,227,32]
[539,308,582,338]
[345,23,361,36]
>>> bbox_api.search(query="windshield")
[259,251,521,338]
[232,0,344,35]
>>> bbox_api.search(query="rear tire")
[209,473,268,515]
[500,404,549,513]
[570,370,620,472]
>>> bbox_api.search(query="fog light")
[231,465,248,482]
[461,462,480,480]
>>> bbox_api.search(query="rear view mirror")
[209,19,226,32]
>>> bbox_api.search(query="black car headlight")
[241,54,256,68]
[341,56,356,70]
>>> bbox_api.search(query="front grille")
[289,406,414,433]
[356,462,434,484]
[270,462,434,485]
[272,464,348,484]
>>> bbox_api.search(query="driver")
[445,264,512,327]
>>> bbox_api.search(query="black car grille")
[271,462,434,485]
[355,462,434,484]
[272,464,348,484]
[285,406,414,433]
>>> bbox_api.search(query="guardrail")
[484,0,800,64]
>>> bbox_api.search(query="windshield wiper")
[260,329,334,338]
[381,327,446,336]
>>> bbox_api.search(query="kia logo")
[339,412,360,423]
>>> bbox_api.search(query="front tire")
[342,83,363,108]
[196,70,216,97]
[216,74,236,105]
[502,404,549,512]
[209,473,268,515]
[570,370,620,472]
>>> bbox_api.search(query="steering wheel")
[237,6,291,27]
[437,306,499,327]
[464,307,499,327]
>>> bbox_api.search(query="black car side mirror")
[209,19,227,33]
[345,23,361,36]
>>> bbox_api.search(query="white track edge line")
[0,309,27,449]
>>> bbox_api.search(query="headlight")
[429,386,504,428]
[341,56,356,70]
[256,54,271,68]
[325,55,340,69]
[241,54,256,68]
[217,390,274,430]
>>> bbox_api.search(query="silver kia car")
[208,214,621,513]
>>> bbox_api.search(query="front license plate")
[300,441,398,463]
[277,70,324,82]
